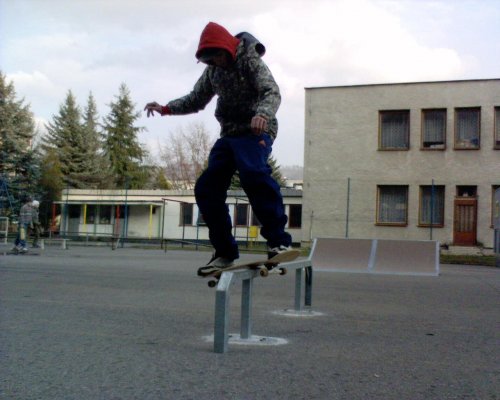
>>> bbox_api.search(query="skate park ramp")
[311,238,440,276]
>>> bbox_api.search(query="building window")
[377,185,408,226]
[180,203,193,226]
[422,109,446,149]
[455,107,480,149]
[379,110,410,150]
[288,204,302,228]
[85,205,96,224]
[495,107,500,149]
[68,204,80,219]
[99,205,111,224]
[235,204,249,226]
[419,186,445,227]
[197,211,206,226]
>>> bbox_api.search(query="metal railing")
[213,257,313,353]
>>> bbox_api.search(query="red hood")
[195,22,240,61]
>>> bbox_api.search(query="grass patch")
[440,254,496,267]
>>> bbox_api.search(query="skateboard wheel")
[260,268,269,277]
[208,280,217,288]
[279,268,287,275]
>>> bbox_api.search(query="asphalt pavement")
[0,245,498,400]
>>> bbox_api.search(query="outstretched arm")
[144,101,168,117]
[145,69,215,118]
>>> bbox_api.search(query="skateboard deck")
[5,247,40,256]
[204,249,301,287]
[6,249,39,256]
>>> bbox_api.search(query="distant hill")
[280,165,303,180]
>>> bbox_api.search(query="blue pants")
[15,223,29,248]
[195,134,292,260]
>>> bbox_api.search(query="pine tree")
[268,155,286,187]
[0,71,39,215]
[43,91,88,188]
[12,148,41,196]
[38,147,64,204]
[36,146,64,228]
[151,167,173,190]
[81,92,110,188]
[229,155,285,189]
[103,83,148,188]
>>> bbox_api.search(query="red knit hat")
[195,22,240,61]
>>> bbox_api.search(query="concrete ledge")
[312,237,440,276]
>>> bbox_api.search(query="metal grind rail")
[213,258,313,353]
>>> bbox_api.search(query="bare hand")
[251,115,268,135]
[144,101,162,117]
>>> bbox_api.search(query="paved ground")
[0,245,498,400]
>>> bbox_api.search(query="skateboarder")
[145,22,292,275]
[13,196,34,253]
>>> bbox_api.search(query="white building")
[56,188,303,244]
[303,79,500,248]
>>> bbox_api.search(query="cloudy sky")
[2,0,500,166]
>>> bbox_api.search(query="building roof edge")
[305,78,500,91]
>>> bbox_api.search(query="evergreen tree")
[103,83,147,188]
[12,148,41,197]
[268,155,286,187]
[43,91,88,188]
[151,167,173,190]
[38,147,64,205]
[81,92,110,188]
[229,155,285,189]
[0,72,39,215]
[37,147,64,226]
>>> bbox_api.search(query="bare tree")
[159,123,215,189]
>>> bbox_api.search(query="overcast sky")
[2,0,500,166]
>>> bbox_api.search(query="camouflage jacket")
[167,41,281,139]
[19,203,34,225]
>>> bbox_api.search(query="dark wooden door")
[453,197,477,245]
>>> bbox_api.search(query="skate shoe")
[197,254,235,277]
[267,245,292,259]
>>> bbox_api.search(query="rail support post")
[214,272,234,353]
[212,259,314,353]
[241,278,253,339]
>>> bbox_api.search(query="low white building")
[303,79,500,248]
[56,188,303,244]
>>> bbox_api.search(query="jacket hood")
[195,22,240,61]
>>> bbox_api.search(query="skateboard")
[7,248,27,255]
[6,247,40,256]
[204,249,301,288]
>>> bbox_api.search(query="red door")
[453,197,477,245]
